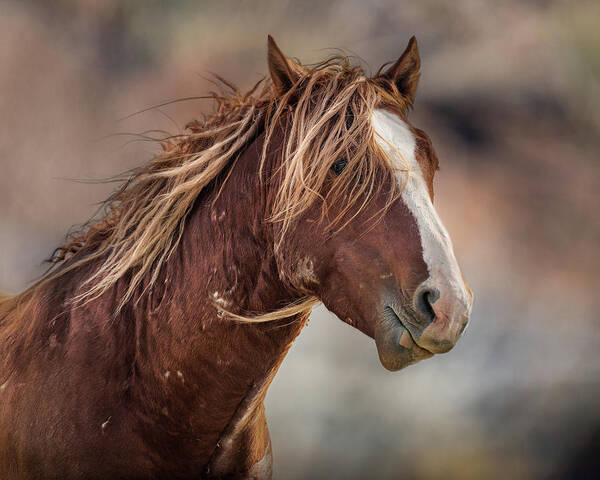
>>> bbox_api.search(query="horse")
[0,35,472,479]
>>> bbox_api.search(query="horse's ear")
[267,35,305,96]
[378,36,421,105]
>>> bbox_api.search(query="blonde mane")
[34,56,409,315]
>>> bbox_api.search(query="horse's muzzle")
[410,279,472,354]
[374,280,472,371]
[374,307,433,371]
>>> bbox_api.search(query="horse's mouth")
[387,305,434,348]
[374,306,434,371]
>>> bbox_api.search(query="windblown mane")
[30,56,410,314]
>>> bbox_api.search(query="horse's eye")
[331,159,347,175]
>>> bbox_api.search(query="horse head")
[265,36,473,371]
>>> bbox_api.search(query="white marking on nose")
[371,109,471,324]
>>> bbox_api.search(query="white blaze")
[371,109,471,325]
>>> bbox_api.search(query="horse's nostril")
[414,284,439,324]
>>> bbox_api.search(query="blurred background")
[1,1,598,478]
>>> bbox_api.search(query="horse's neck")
[120,143,306,470]
[0,130,304,475]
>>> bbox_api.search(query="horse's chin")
[374,307,434,371]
